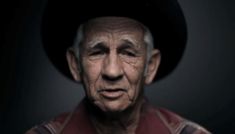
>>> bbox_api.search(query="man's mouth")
[98,88,126,100]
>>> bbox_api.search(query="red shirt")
[26,99,211,134]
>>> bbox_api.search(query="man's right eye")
[89,51,105,56]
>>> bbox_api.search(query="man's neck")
[85,97,145,134]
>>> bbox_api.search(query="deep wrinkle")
[76,17,149,116]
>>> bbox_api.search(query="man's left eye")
[90,51,104,56]
[121,51,136,57]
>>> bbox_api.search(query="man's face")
[68,17,159,112]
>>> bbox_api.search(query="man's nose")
[101,53,123,81]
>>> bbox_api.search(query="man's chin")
[94,100,131,113]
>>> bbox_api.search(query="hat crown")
[42,0,187,82]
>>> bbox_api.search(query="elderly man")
[27,16,210,134]
[26,0,211,134]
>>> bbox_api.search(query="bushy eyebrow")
[84,35,141,51]
[86,39,104,48]
[87,42,109,52]
[118,39,140,50]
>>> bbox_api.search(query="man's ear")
[66,48,81,82]
[145,49,161,85]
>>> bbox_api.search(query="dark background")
[1,0,235,133]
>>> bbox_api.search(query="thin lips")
[98,88,127,92]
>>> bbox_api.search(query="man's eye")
[122,51,136,57]
[89,51,105,56]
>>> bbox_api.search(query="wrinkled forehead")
[82,17,146,39]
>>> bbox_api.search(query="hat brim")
[41,0,187,82]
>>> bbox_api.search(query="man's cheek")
[123,61,145,76]
[127,87,137,100]
[84,65,101,83]
[82,72,97,98]
[85,85,100,103]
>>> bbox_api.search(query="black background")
[1,0,235,133]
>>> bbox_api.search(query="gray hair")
[72,23,154,74]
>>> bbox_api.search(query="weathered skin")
[66,17,160,134]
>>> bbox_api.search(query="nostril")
[102,74,123,82]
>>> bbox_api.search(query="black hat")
[41,0,187,82]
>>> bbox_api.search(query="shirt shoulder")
[25,100,93,134]
[25,113,70,134]
[156,107,211,134]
